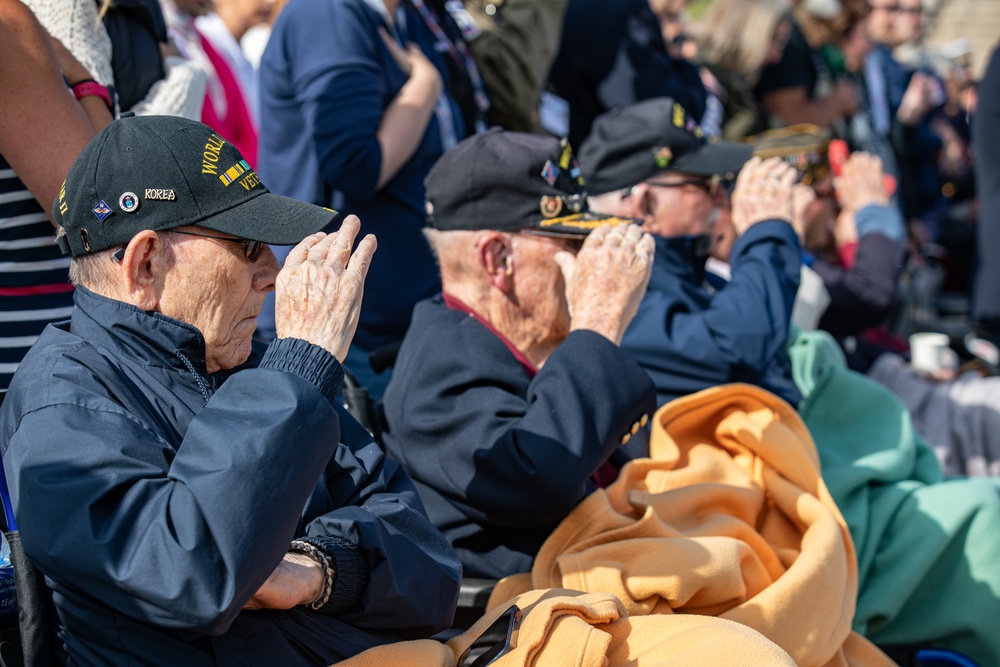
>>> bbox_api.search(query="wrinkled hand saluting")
[730,157,797,236]
[274,215,376,362]
[555,223,655,346]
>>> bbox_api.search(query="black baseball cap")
[424,129,635,236]
[55,114,337,257]
[578,98,754,195]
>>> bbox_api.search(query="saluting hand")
[556,223,655,346]
[274,215,376,363]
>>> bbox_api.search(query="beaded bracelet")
[289,539,335,611]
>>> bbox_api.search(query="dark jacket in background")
[621,221,803,408]
[972,44,1000,330]
[381,296,656,579]
[548,0,707,148]
[102,0,167,112]
[0,287,461,666]
[812,204,907,339]
[259,0,466,352]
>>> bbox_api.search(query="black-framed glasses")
[516,229,587,251]
[169,230,266,262]
[645,175,724,198]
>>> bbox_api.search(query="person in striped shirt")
[0,0,112,391]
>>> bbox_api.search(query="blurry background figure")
[450,0,568,133]
[258,0,481,397]
[196,0,278,133]
[240,0,288,69]
[26,0,207,119]
[547,0,708,148]
[753,0,860,129]
[971,44,1000,344]
[0,0,113,392]
[163,0,260,165]
[695,0,793,140]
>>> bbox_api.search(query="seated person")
[380,129,658,579]
[581,97,802,408]
[582,100,1000,665]
[0,115,461,664]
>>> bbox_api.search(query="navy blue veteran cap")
[54,114,337,257]
[579,98,754,195]
[424,129,635,235]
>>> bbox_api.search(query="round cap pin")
[119,192,140,213]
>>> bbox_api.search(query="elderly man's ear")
[476,232,515,294]
[118,230,168,311]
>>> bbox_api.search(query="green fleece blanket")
[788,329,1000,666]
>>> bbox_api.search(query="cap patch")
[118,192,140,213]
[653,147,673,169]
[219,160,251,187]
[541,160,560,187]
[540,195,563,218]
[144,188,176,201]
[92,200,113,222]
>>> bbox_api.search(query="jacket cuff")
[856,204,905,242]
[297,536,370,615]
[259,338,344,405]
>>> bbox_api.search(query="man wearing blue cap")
[0,114,461,665]
[581,97,803,408]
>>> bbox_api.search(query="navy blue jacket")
[0,287,461,666]
[548,0,707,149]
[622,221,802,407]
[259,0,465,351]
[380,297,657,579]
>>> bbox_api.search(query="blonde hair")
[697,0,791,79]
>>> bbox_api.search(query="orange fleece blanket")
[335,589,796,666]
[487,384,894,667]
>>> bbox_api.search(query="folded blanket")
[335,589,797,666]
[789,328,1000,665]
[490,384,892,667]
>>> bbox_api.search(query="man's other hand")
[834,152,890,213]
[274,215,376,362]
[244,552,326,611]
[556,223,654,345]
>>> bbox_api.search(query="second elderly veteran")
[581,98,804,408]
[0,115,461,664]
[379,129,658,580]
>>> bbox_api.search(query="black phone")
[458,604,522,667]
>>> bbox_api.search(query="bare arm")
[762,81,857,128]
[375,28,443,190]
[0,0,107,226]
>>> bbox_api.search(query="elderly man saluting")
[0,115,461,665]
[380,129,658,580]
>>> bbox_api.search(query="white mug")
[909,332,957,375]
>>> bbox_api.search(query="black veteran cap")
[424,129,635,236]
[579,98,754,195]
[55,114,337,257]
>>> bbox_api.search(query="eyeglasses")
[169,230,266,262]
[516,229,586,251]
[644,175,724,198]
[872,3,922,13]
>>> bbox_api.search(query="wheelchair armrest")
[452,578,498,631]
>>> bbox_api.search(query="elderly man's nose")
[254,246,281,290]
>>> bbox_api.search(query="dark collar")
[650,234,712,285]
[69,286,256,382]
